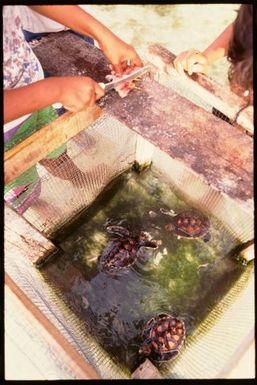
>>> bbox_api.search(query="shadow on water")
[41,167,246,372]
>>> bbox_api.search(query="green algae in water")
[41,168,246,372]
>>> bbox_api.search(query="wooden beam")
[131,359,163,379]
[147,44,253,135]
[4,105,103,185]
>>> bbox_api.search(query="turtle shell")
[99,237,139,273]
[99,227,157,274]
[166,209,210,240]
[140,313,186,362]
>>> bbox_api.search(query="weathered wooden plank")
[147,43,253,134]
[103,76,253,206]
[4,203,58,265]
[4,105,102,185]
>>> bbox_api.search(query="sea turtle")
[139,313,186,362]
[99,225,158,274]
[160,208,211,242]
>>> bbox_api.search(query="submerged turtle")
[160,208,211,242]
[99,225,158,274]
[139,313,186,362]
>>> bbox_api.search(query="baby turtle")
[139,313,186,362]
[160,208,211,241]
[99,225,158,274]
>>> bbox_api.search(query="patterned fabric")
[3,5,44,90]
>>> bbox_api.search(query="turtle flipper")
[160,207,176,217]
[203,232,211,242]
[139,338,152,356]
[160,349,179,361]
[106,225,130,238]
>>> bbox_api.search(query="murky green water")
[41,167,245,372]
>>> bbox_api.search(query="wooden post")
[4,203,58,266]
[131,359,163,379]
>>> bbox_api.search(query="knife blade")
[98,65,151,91]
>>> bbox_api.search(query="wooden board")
[103,77,253,205]
[4,105,102,184]
[147,44,253,135]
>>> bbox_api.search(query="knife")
[53,65,151,111]
[98,65,151,91]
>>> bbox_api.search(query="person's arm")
[173,22,234,75]
[29,5,143,73]
[203,22,233,64]
[4,76,104,123]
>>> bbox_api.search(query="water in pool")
[41,167,245,371]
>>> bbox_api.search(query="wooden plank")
[5,273,101,380]
[147,43,245,110]
[4,203,58,266]
[4,105,103,185]
[103,76,253,206]
[147,44,253,135]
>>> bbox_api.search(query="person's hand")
[99,35,143,74]
[54,76,105,111]
[173,49,209,76]
[31,6,143,75]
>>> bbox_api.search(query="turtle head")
[139,338,152,356]
[139,239,158,249]
[161,208,176,232]
[139,232,158,249]
[164,223,175,232]
[106,225,130,238]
